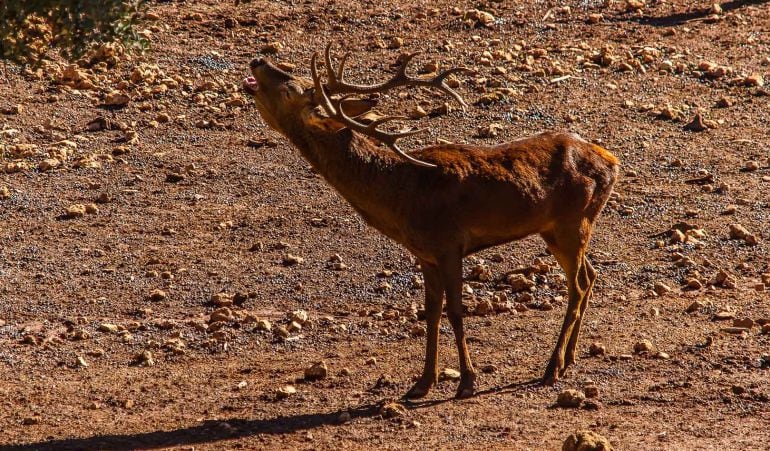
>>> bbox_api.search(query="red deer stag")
[243,44,619,399]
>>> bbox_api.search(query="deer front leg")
[441,257,476,399]
[404,263,444,399]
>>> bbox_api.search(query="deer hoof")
[404,381,432,399]
[455,385,475,399]
[454,374,476,399]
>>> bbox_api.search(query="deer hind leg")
[439,256,476,399]
[404,262,444,399]
[540,221,591,385]
[564,257,597,369]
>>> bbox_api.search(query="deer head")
[243,43,472,167]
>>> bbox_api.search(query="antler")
[311,53,436,168]
[323,43,472,110]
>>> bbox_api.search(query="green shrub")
[0,0,147,65]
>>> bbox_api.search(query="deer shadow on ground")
[0,379,544,451]
[612,0,769,27]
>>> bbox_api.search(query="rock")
[633,339,655,354]
[99,323,120,334]
[304,361,328,381]
[563,430,613,451]
[337,411,352,423]
[506,273,535,292]
[584,385,599,398]
[379,402,406,418]
[166,172,185,183]
[291,310,309,324]
[283,254,304,266]
[0,186,10,199]
[713,310,735,321]
[410,324,426,337]
[64,204,87,219]
[211,292,233,307]
[743,74,764,87]
[686,300,706,313]
[556,389,585,408]
[439,368,461,381]
[135,350,155,367]
[148,289,167,302]
[261,42,283,55]
[387,37,404,49]
[684,112,717,131]
[276,385,296,399]
[474,299,495,316]
[103,92,130,106]
[653,282,671,296]
[209,307,233,323]
[589,342,606,356]
[729,223,759,245]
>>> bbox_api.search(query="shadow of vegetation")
[618,0,769,27]
[1,378,545,451]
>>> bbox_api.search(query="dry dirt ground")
[2,1,770,450]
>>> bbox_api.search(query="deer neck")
[286,125,404,226]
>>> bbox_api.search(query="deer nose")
[250,58,268,69]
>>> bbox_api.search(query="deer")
[243,43,619,399]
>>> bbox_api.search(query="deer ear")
[303,108,347,133]
[339,98,377,117]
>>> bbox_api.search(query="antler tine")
[319,43,470,110]
[334,103,435,168]
[313,46,437,168]
[323,43,338,87]
[310,52,338,118]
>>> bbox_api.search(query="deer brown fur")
[244,47,619,399]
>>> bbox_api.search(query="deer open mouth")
[242,76,259,95]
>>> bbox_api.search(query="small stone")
[743,74,764,87]
[745,161,760,172]
[713,310,735,321]
[99,323,119,333]
[474,299,495,316]
[255,319,272,331]
[410,324,426,337]
[276,385,296,399]
[0,186,10,199]
[556,389,585,408]
[506,273,535,292]
[379,402,406,418]
[261,42,283,55]
[283,254,304,266]
[304,361,328,381]
[563,430,613,451]
[365,357,377,365]
[653,282,671,296]
[584,385,599,398]
[439,368,461,381]
[135,350,155,366]
[65,204,87,219]
[148,289,167,302]
[387,37,404,49]
[686,300,706,313]
[291,310,309,324]
[337,411,352,423]
[165,172,185,183]
[589,342,606,356]
[633,339,656,354]
[211,292,233,307]
[103,92,130,106]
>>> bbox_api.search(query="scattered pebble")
[563,430,613,451]
[556,389,585,408]
[304,361,329,381]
